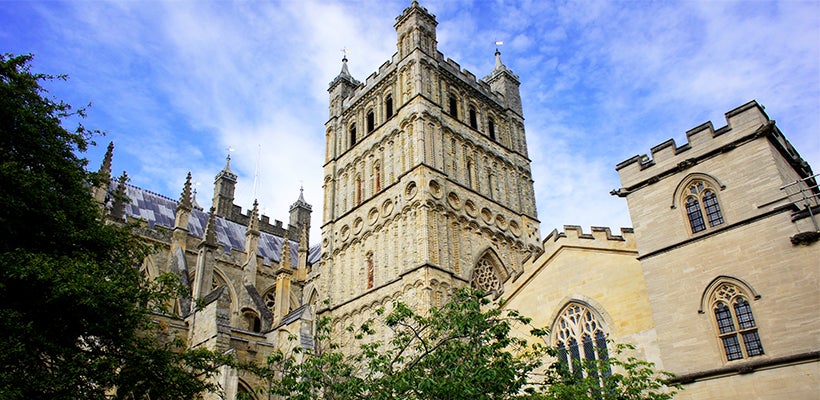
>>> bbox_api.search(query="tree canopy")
[246,288,679,400]
[0,53,224,400]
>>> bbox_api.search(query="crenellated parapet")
[613,100,813,199]
[615,101,777,191]
[523,225,637,267]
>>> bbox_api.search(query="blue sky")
[2,0,818,243]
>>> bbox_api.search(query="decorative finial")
[281,236,292,268]
[202,206,218,246]
[99,141,114,178]
[110,171,129,221]
[247,199,260,234]
[179,172,193,211]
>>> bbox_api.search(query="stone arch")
[699,275,761,314]
[547,295,616,338]
[211,267,238,313]
[470,248,510,296]
[671,172,726,209]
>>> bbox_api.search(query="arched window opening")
[263,288,276,314]
[366,253,374,289]
[466,159,474,188]
[349,123,357,147]
[356,175,362,205]
[469,107,477,129]
[366,110,375,133]
[242,310,261,332]
[711,283,763,361]
[385,95,394,119]
[488,118,496,141]
[374,164,381,192]
[684,180,724,233]
[448,95,458,118]
[553,303,611,381]
[470,256,502,294]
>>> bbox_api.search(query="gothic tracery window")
[264,288,276,313]
[684,180,724,233]
[471,257,502,294]
[553,303,611,379]
[710,283,763,361]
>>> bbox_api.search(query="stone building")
[97,2,818,398]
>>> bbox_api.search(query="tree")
[246,288,678,400]
[0,53,226,399]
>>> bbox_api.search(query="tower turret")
[485,49,523,118]
[212,155,237,218]
[289,187,312,246]
[394,0,438,59]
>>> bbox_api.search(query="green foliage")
[0,53,225,399]
[245,288,678,400]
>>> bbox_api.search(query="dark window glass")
[469,107,477,129]
[742,331,764,356]
[722,335,743,361]
[556,343,569,368]
[734,298,756,330]
[449,96,457,117]
[595,331,611,377]
[386,96,393,118]
[367,111,375,133]
[489,118,496,141]
[350,124,357,146]
[714,302,735,334]
[703,190,724,227]
[569,338,582,377]
[686,197,706,233]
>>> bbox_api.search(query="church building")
[97,2,819,398]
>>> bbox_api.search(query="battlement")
[526,225,637,266]
[339,50,503,116]
[616,100,771,189]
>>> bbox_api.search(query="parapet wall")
[524,225,637,267]
[616,100,771,189]
[340,50,503,112]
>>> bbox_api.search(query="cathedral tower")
[319,1,540,321]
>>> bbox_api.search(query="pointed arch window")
[356,175,362,205]
[553,303,611,379]
[488,118,496,141]
[471,257,502,294]
[366,253,374,290]
[470,252,509,296]
[683,180,724,233]
[448,95,458,118]
[385,95,394,119]
[366,110,375,133]
[469,106,478,129]
[349,123,357,147]
[710,283,763,361]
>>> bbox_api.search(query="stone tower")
[613,101,819,397]
[212,155,237,218]
[318,1,540,323]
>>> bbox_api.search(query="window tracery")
[683,179,724,233]
[553,303,611,378]
[264,288,276,313]
[710,283,763,361]
[471,257,501,294]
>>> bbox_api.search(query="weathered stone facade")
[100,2,818,398]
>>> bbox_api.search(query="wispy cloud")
[2,0,817,241]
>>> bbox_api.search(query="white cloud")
[3,0,817,244]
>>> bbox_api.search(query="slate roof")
[120,183,321,266]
